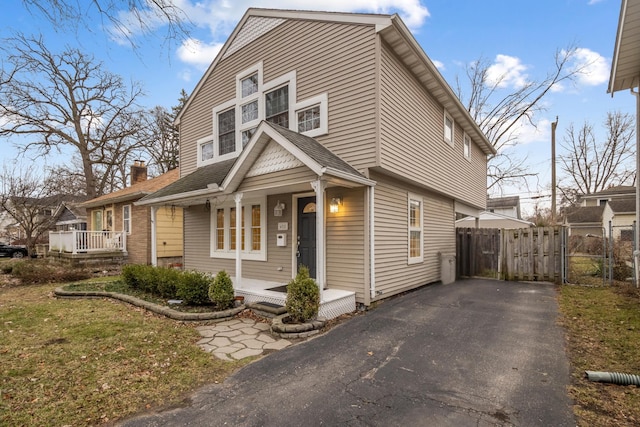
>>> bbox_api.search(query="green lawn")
[559,284,640,426]
[0,281,248,426]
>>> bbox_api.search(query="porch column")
[234,192,243,288]
[150,206,158,266]
[310,179,326,301]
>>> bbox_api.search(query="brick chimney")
[131,160,147,185]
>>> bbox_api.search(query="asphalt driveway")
[120,279,575,426]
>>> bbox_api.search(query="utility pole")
[551,117,558,224]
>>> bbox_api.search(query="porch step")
[247,301,287,317]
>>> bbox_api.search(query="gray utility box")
[439,253,456,285]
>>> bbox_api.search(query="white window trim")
[444,111,455,147]
[123,204,131,235]
[408,192,424,264]
[295,93,328,137]
[209,196,267,261]
[463,132,471,161]
[200,66,329,165]
[197,135,215,167]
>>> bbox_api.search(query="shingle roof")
[82,168,180,208]
[138,160,236,202]
[608,198,636,213]
[487,196,519,208]
[566,206,605,224]
[269,123,363,177]
[587,186,635,197]
[139,122,368,204]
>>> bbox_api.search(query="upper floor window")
[265,85,289,127]
[241,73,258,97]
[198,64,328,167]
[218,108,236,156]
[444,112,454,146]
[463,133,471,159]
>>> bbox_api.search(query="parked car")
[0,243,28,258]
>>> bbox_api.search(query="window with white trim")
[123,205,131,234]
[408,193,423,264]
[198,62,329,166]
[463,133,471,159]
[210,197,266,260]
[444,112,454,146]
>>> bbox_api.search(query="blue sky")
[0,0,633,215]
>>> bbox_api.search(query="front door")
[297,196,317,278]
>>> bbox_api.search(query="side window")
[463,133,471,159]
[123,205,131,234]
[408,193,424,264]
[444,112,454,146]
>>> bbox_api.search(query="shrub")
[1,262,14,274]
[285,266,320,323]
[209,270,235,310]
[176,271,212,305]
[155,267,181,299]
[121,264,146,290]
[10,259,91,284]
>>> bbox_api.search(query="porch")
[233,277,356,320]
[49,230,127,254]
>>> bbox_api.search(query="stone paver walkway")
[196,318,292,361]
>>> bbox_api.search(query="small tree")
[209,270,235,310]
[285,266,320,323]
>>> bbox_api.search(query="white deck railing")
[49,230,127,254]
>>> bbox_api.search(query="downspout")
[150,206,157,266]
[585,370,640,386]
[234,193,243,289]
[632,86,640,288]
[370,186,376,300]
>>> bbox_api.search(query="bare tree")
[0,165,60,255]
[21,0,191,49]
[0,34,147,198]
[456,46,585,191]
[559,111,636,204]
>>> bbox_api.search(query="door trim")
[291,192,315,279]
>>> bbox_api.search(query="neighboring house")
[81,162,183,266]
[578,186,635,207]
[138,9,495,316]
[52,201,87,231]
[564,206,605,237]
[486,196,521,219]
[565,187,637,238]
[602,198,636,240]
[456,211,533,229]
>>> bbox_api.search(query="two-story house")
[138,9,495,318]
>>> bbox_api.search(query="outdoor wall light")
[329,197,342,213]
[274,200,285,217]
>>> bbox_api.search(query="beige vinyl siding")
[179,19,378,177]
[378,42,487,209]
[238,167,317,193]
[183,196,294,284]
[155,206,183,258]
[326,187,366,301]
[372,172,454,300]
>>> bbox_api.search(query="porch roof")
[137,121,372,206]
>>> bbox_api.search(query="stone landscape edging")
[54,287,244,321]
[271,313,327,339]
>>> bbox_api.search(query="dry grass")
[0,281,248,426]
[559,283,640,426]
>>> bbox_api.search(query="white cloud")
[176,38,224,69]
[569,47,609,86]
[514,118,551,145]
[432,59,444,70]
[486,54,529,89]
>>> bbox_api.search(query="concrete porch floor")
[232,278,356,320]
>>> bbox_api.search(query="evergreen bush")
[155,267,181,299]
[285,266,320,323]
[209,270,235,310]
[176,270,212,305]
